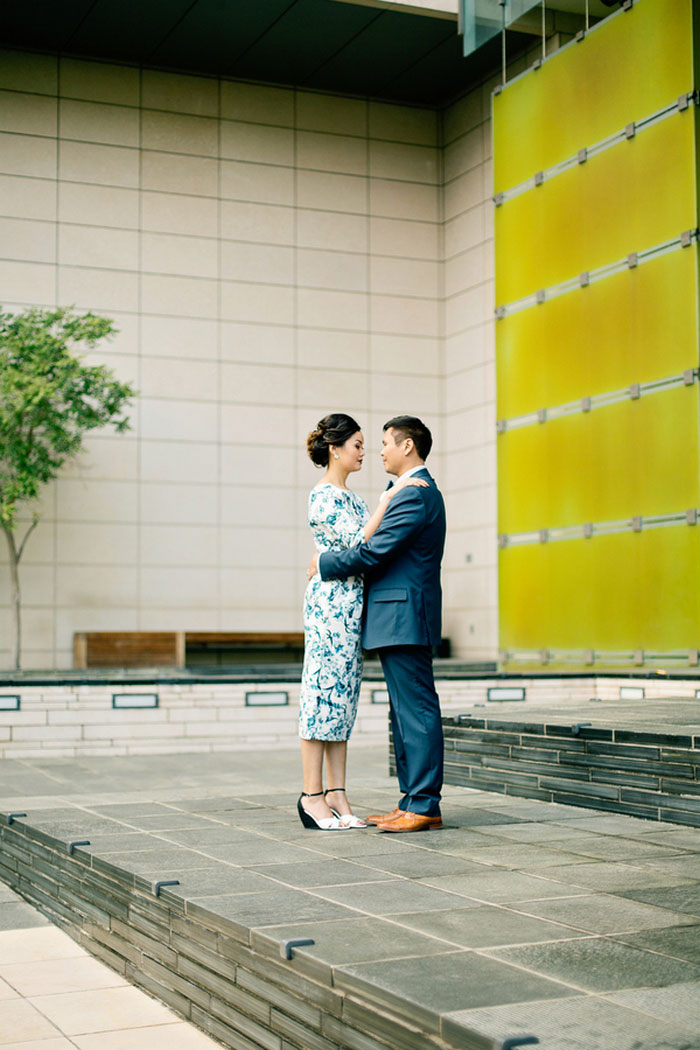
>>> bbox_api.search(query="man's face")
[381,428,405,476]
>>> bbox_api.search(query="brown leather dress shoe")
[365,806,402,826]
[376,811,442,833]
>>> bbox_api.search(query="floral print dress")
[299,483,370,741]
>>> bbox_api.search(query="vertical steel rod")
[542,0,546,60]
[501,0,507,85]
[585,0,590,30]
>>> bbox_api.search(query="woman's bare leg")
[323,741,352,816]
[300,738,334,819]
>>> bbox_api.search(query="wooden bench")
[73,631,305,669]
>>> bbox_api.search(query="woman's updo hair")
[306,413,361,468]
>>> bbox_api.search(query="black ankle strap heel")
[297,791,347,831]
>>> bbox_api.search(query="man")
[308,415,446,832]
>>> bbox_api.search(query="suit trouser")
[378,645,443,816]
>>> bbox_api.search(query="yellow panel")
[498,385,700,534]
[499,527,700,652]
[493,0,693,193]
[496,248,698,419]
[495,114,695,305]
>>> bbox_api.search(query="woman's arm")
[362,476,428,541]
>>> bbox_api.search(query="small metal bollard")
[6,813,26,825]
[571,722,592,736]
[68,840,91,856]
[502,1038,539,1050]
[280,938,315,960]
[153,880,180,897]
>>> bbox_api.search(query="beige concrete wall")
[0,50,447,669]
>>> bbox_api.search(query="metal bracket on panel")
[627,252,638,268]
[631,516,643,532]
[499,649,509,664]
[686,508,698,525]
[495,305,506,319]
[678,93,691,112]
[532,58,542,71]
[583,523,593,538]
[539,529,549,544]
[496,419,506,434]
[67,840,90,856]
[581,397,591,412]
[571,722,592,735]
[625,122,636,139]
[577,147,587,164]
[6,813,26,825]
[494,192,505,207]
[683,369,696,385]
[584,650,595,665]
[536,289,545,304]
[539,650,550,664]
[579,271,590,287]
[681,229,693,247]
[498,534,508,549]
[494,84,503,96]
[629,383,641,399]
[633,649,645,666]
[534,171,544,187]
[281,938,315,961]
[575,29,585,42]
[153,880,180,897]
[688,650,699,667]
[537,408,547,423]
[621,0,633,10]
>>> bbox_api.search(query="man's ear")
[403,438,414,456]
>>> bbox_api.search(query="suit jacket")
[319,467,446,651]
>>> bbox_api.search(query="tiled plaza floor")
[0,883,223,1048]
[1,745,700,1049]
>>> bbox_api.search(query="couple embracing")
[298,413,446,834]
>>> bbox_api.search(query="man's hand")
[307,552,319,580]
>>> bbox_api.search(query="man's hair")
[383,415,433,460]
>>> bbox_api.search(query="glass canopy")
[459,0,544,57]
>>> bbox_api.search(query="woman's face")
[335,431,365,473]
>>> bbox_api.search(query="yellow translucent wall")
[493,0,693,193]
[498,385,700,534]
[497,248,698,419]
[495,113,695,304]
[499,527,700,652]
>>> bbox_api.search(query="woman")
[298,413,426,830]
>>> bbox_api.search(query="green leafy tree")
[0,306,134,669]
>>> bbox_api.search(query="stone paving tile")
[0,957,128,997]
[246,858,397,888]
[484,936,700,993]
[445,843,595,869]
[516,892,700,934]
[390,904,588,949]
[73,1023,226,1049]
[606,979,700,1028]
[0,1000,62,1043]
[633,853,700,878]
[347,848,491,879]
[443,995,700,1050]
[0,903,50,931]
[154,866,277,899]
[0,974,19,1000]
[419,870,588,903]
[336,950,574,1030]
[256,914,455,967]
[619,884,700,916]
[311,877,474,915]
[561,835,692,861]
[29,986,181,1036]
[0,926,86,965]
[521,860,697,892]
[0,1040,75,1050]
[611,922,700,963]
[186,887,359,933]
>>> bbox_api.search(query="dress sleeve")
[309,487,366,549]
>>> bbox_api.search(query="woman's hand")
[307,553,319,580]
[386,476,429,499]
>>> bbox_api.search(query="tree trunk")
[2,525,21,670]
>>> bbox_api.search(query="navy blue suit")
[319,467,446,815]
